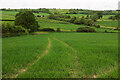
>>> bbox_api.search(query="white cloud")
[0,0,119,10]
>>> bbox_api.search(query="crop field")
[36,18,88,31]
[98,20,118,27]
[1,9,119,79]
[65,14,87,18]
[0,11,18,20]
[2,33,118,78]
[102,15,115,19]
[34,13,50,17]
[0,11,50,20]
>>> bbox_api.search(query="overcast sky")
[0,0,120,10]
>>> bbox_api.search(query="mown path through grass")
[11,37,51,78]
[53,36,80,78]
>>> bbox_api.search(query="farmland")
[2,33,118,78]
[1,9,119,78]
[98,20,118,27]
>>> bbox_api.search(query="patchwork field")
[1,9,119,79]
[98,20,118,28]
[2,33,118,78]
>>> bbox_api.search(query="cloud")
[0,0,119,10]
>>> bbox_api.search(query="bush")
[105,30,107,33]
[95,24,100,28]
[39,28,55,32]
[56,28,61,32]
[2,23,28,37]
[76,27,96,32]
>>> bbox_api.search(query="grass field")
[2,10,118,78]
[65,14,87,18]
[36,17,88,31]
[98,20,118,27]
[2,33,118,78]
[0,11,18,20]
[0,11,50,20]
[102,15,115,19]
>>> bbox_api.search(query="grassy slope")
[2,34,49,78]
[17,36,74,78]
[1,11,118,32]
[55,33,118,78]
[1,11,18,20]
[98,20,118,27]
[36,17,88,31]
[2,33,118,78]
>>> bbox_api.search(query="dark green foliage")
[69,9,78,14]
[76,27,96,32]
[2,23,28,37]
[56,28,61,32]
[39,8,50,13]
[15,10,39,32]
[73,18,93,26]
[109,13,120,20]
[105,30,107,33]
[95,24,100,28]
[91,12,103,20]
[70,17,76,23]
[39,28,55,32]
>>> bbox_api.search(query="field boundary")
[53,36,80,78]
[10,37,51,78]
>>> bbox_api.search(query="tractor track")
[10,37,51,78]
[53,36,80,78]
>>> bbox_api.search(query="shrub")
[39,28,55,32]
[2,23,28,37]
[105,30,107,33]
[76,27,96,32]
[95,24,100,28]
[56,28,61,32]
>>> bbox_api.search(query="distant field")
[98,20,118,27]
[36,17,88,31]
[0,11,50,20]
[49,9,69,14]
[2,33,118,78]
[65,14,87,18]
[0,11,18,20]
[33,13,50,17]
[102,15,115,19]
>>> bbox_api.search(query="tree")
[70,17,76,23]
[69,9,78,14]
[15,10,39,32]
[56,28,61,32]
[76,27,96,32]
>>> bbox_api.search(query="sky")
[0,0,120,10]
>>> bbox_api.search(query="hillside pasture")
[2,33,118,78]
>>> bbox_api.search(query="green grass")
[1,11,50,20]
[2,33,118,78]
[65,14,87,18]
[1,21,14,24]
[55,33,118,78]
[49,9,69,14]
[98,20,118,27]
[2,34,50,78]
[0,11,18,20]
[36,17,88,31]
[33,12,50,17]
[102,15,115,19]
